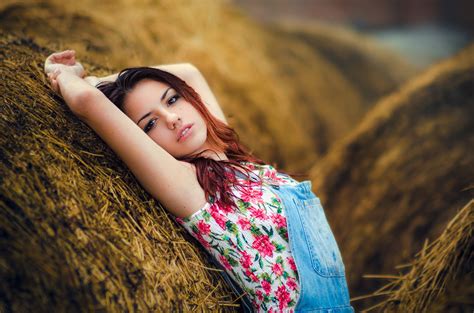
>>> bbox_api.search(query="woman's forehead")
[125,80,171,109]
[133,79,170,95]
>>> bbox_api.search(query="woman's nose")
[165,112,181,130]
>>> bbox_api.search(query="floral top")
[175,162,302,312]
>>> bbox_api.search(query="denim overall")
[205,179,355,312]
[270,180,355,312]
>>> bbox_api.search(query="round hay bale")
[309,44,474,311]
[0,33,240,312]
[265,21,418,152]
[363,200,473,312]
[273,21,418,104]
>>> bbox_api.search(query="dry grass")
[356,199,473,312]
[267,21,417,148]
[0,33,240,312]
[310,44,474,311]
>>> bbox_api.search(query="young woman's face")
[123,79,212,159]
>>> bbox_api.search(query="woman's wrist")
[56,72,99,116]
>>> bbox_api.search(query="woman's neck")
[201,149,228,161]
[196,140,228,161]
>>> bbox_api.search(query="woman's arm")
[46,51,208,219]
[86,63,197,85]
[85,63,228,125]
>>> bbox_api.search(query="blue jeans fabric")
[208,180,354,312]
[270,180,354,312]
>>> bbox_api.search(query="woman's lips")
[178,124,193,142]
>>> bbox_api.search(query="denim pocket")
[297,196,346,277]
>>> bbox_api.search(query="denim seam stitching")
[298,198,345,277]
[287,195,306,309]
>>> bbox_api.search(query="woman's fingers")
[44,50,79,75]
[50,79,59,93]
[47,73,59,93]
[48,50,76,65]
[44,50,83,80]
[56,51,75,65]
[51,50,74,60]
[52,80,59,93]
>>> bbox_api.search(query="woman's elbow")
[185,62,200,73]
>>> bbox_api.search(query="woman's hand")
[44,50,101,119]
[45,50,85,94]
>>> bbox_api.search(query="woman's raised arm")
[46,51,208,219]
[86,63,228,125]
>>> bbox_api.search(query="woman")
[45,50,355,313]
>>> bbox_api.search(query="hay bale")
[265,21,417,151]
[0,0,416,171]
[0,33,240,312]
[309,44,474,311]
[363,200,473,312]
[272,21,417,106]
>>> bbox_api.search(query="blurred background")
[232,0,473,68]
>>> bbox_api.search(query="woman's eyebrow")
[136,87,172,125]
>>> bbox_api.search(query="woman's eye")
[167,94,180,106]
[144,118,158,133]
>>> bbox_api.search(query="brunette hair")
[96,67,267,208]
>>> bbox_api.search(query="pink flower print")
[246,163,256,171]
[252,234,275,258]
[249,207,267,220]
[256,289,264,301]
[220,204,234,214]
[208,203,220,214]
[195,233,210,249]
[240,186,263,203]
[237,216,251,230]
[286,277,298,291]
[240,251,252,269]
[261,279,272,294]
[287,256,297,271]
[272,262,283,276]
[276,285,291,310]
[247,179,263,188]
[245,268,259,282]
[196,220,211,235]
[271,213,287,228]
[264,168,285,184]
[210,210,227,230]
[224,170,236,180]
[252,300,259,309]
[219,255,233,270]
